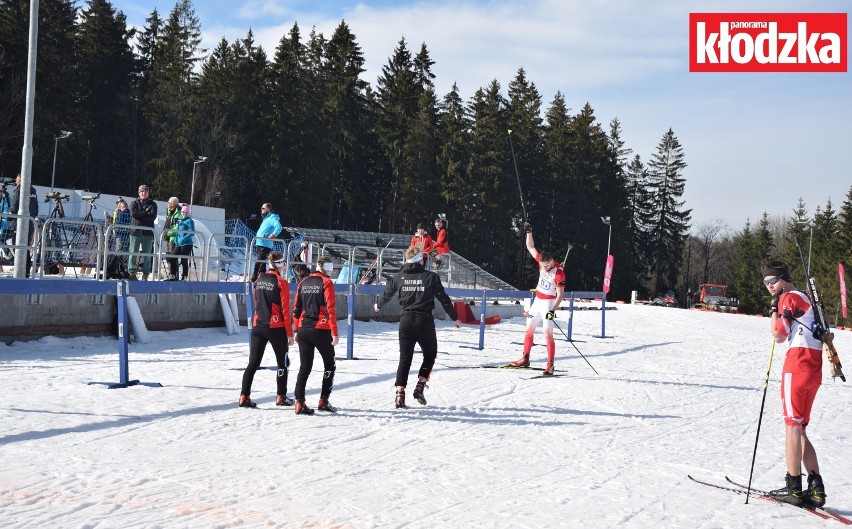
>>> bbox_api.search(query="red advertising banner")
[689,12,848,72]
[603,255,614,294]
[840,263,848,319]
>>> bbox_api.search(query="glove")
[523,222,532,233]
[545,310,555,320]
[770,294,779,314]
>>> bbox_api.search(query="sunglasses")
[763,276,782,286]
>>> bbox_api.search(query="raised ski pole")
[551,319,600,377]
[795,236,846,382]
[746,339,776,504]
[507,129,528,224]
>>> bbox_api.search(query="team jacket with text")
[252,269,294,335]
[293,272,339,335]
[377,262,458,320]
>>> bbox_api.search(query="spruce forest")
[1,0,850,326]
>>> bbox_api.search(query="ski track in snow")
[1,304,852,528]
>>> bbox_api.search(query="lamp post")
[189,156,207,211]
[796,217,814,276]
[601,216,612,257]
[50,130,72,191]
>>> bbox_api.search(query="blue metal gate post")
[601,295,607,338]
[117,280,130,385]
[478,290,487,350]
[347,283,355,359]
[246,281,254,347]
[567,293,575,341]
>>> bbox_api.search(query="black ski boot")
[317,398,338,412]
[768,473,804,506]
[806,473,826,507]
[295,400,315,415]
[395,389,407,409]
[276,395,295,406]
[413,380,427,405]
[238,395,257,408]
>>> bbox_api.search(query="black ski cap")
[762,260,791,281]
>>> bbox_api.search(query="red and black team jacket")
[252,270,294,335]
[293,272,339,336]
[433,227,449,254]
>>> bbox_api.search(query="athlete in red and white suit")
[763,260,825,506]
[510,225,565,375]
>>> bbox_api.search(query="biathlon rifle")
[795,236,846,382]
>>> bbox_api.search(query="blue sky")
[108,0,851,232]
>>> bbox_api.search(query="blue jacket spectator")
[251,203,282,282]
[256,206,282,249]
[175,214,195,248]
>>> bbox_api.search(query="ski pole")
[507,129,528,223]
[745,339,776,504]
[550,318,600,377]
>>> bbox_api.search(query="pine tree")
[730,214,774,314]
[375,38,419,232]
[465,81,514,280]
[0,0,78,183]
[145,0,203,200]
[321,21,369,229]
[541,92,574,287]
[839,186,852,327]
[626,154,654,297]
[436,83,472,241]
[76,0,137,194]
[646,128,692,296]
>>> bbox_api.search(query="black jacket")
[130,197,157,234]
[11,184,38,216]
[378,262,458,320]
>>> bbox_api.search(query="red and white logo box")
[690,13,847,72]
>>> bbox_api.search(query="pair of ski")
[688,475,851,524]
[447,363,564,379]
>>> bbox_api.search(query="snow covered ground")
[2,304,851,528]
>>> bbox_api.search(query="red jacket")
[410,232,434,254]
[433,227,449,254]
[293,272,339,335]
[252,269,294,335]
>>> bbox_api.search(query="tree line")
[685,189,852,328]
[3,0,715,301]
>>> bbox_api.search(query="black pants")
[252,246,271,281]
[241,327,290,397]
[395,311,437,387]
[167,242,178,278]
[294,326,336,401]
[175,245,192,279]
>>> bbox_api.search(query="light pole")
[189,156,207,211]
[796,217,814,277]
[601,216,612,257]
[50,130,72,191]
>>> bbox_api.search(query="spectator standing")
[410,223,434,265]
[10,174,38,277]
[129,184,157,280]
[164,197,181,280]
[108,198,131,254]
[432,218,450,269]
[239,251,295,408]
[252,202,282,282]
[292,256,339,415]
[174,205,195,281]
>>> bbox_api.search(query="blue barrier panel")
[0,278,117,296]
